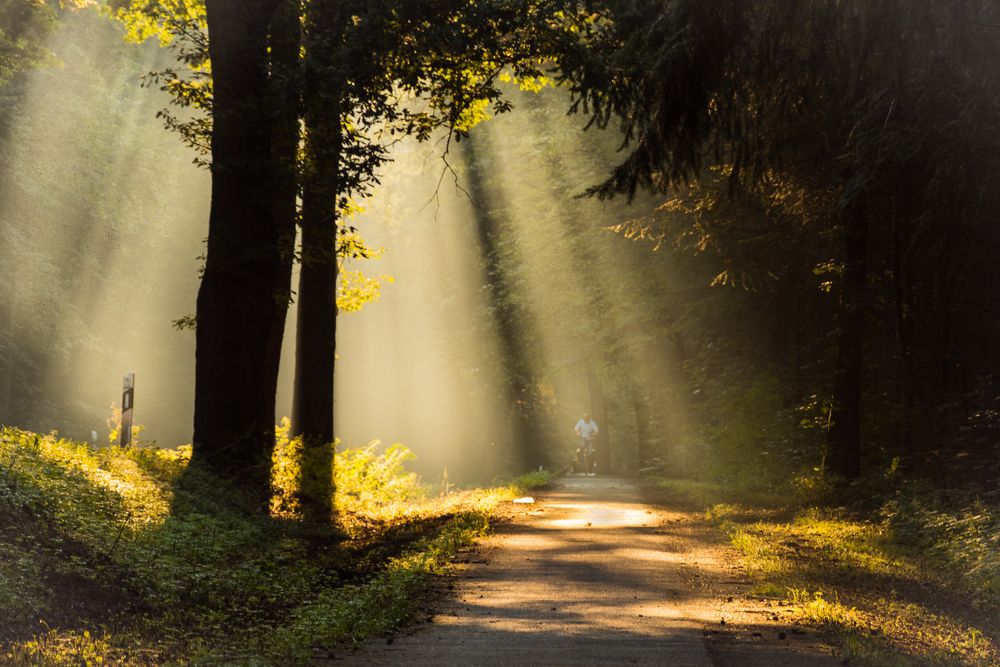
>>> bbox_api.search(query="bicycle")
[574,437,597,476]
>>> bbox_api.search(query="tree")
[112,0,597,502]
[290,0,341,451]
[561,0,1000,480]
[191,0,299,504]
[0,0,60,87]
[289,0,596,456]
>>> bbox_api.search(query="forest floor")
[1,426,994,665]
[337,476,841,666]
[646,479,1000,667]
[0,427,552,665]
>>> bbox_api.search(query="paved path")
[340,476,839,666]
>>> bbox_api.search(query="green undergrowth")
[647,476,999,666]
[0,426,550,665]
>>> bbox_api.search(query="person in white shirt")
[574,413,599,474]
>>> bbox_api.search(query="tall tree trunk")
[291,0,344,519]
[192,0,297,506]
[827,201,868,479]
[291,212,339,447]
[268,0,303,433]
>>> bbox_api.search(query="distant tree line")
[427,0,1000,491]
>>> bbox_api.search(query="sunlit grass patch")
[726,509,912,582]
[789,510,912,578]
[508,469,553,491]
[787,588,863,628]
[698,489,1000,666]
[711,505,915,586]
[644,472,999,666]
[6,628,111,667]
[781,588,1000,667]
[0,426,556,664]
[725,522,783,575]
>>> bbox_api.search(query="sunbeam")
[327,83,699,482]
[0,11,208,445]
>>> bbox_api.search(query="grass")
[647,477,1000,667]
[0,426,551,665]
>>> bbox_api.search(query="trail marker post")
[121,373,135,447]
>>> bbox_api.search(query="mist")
[0,11,207,446]
[1,14,701,484]
[318,85,697,483]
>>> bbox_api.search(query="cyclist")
[574,412,599,475]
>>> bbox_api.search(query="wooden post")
[121,373,135,447]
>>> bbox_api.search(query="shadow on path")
[337,476,841,666]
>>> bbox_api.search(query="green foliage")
[337,269,394,313]
[0,0,59,86]
[335,443,424,509]
[699,372,793,485]
[105,402,145,447]
[0,426,546,663]
[332,224,394,314]
[4,628,126,667]
[660,478,998,665]
[882,492,1000,607]
[108,0,209,160]
[568,0,1000,486]
[509,469,554,492]
[271,417,425,520]
[108,0,205,46]
[262,512,490,664]
[111,0,596,211]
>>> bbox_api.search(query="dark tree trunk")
[827,201,868,479]
[269,0,303,429]
[291,217,338,446]
[291,34,341,446]
[290,0,344,519]
[192,0,298,506]
[290,180,339,519]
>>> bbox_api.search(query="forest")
[0,0,997,665]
